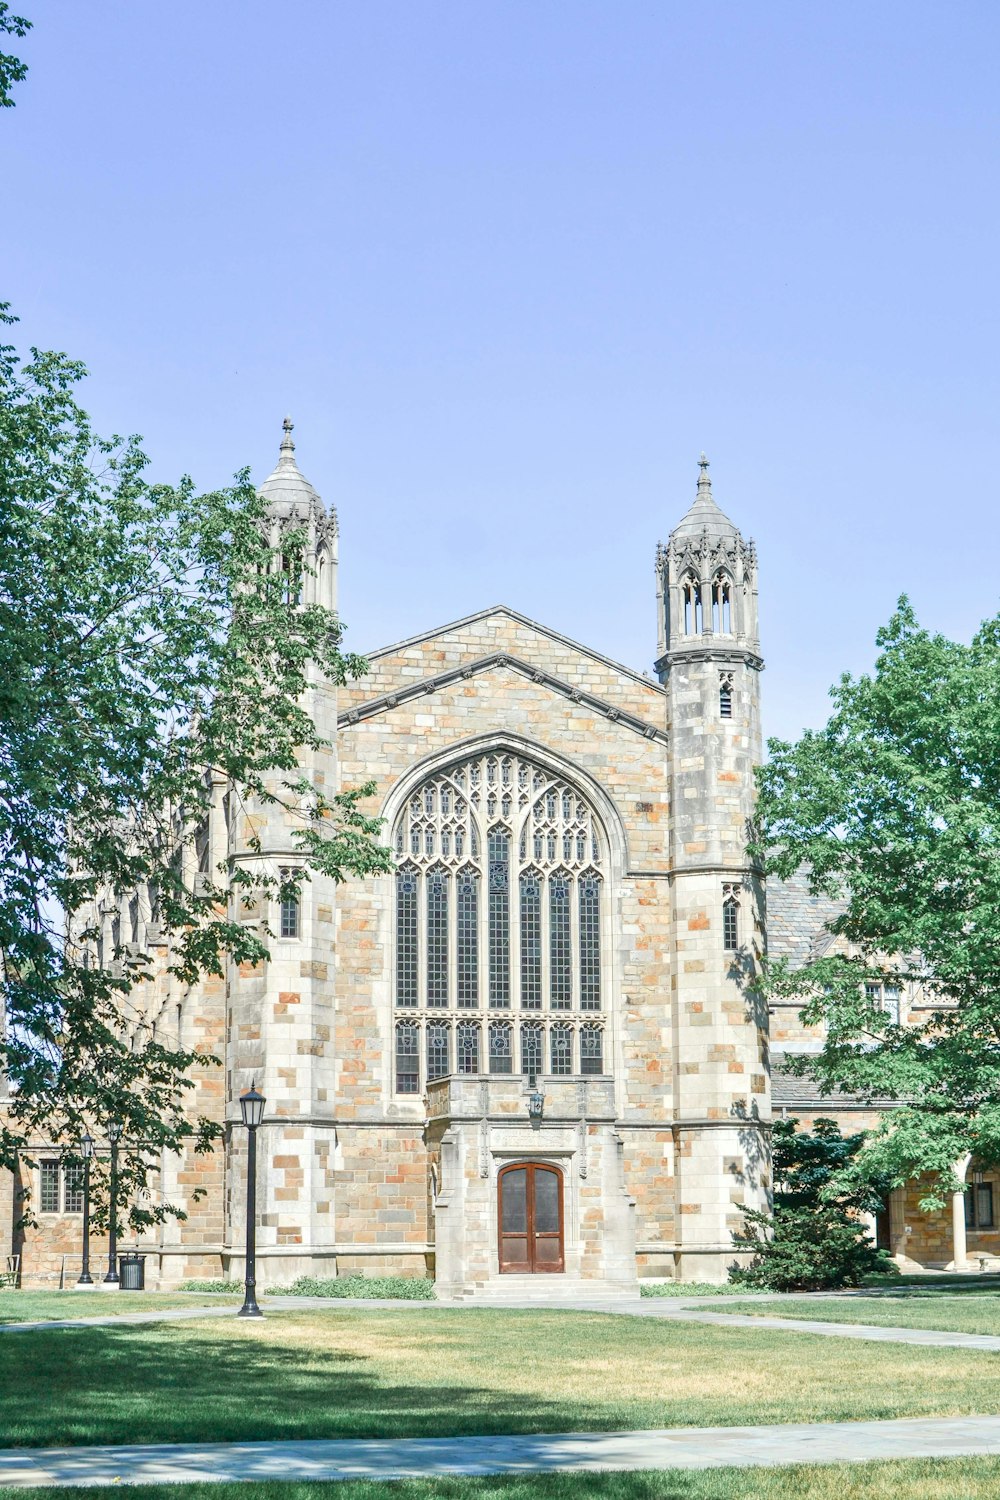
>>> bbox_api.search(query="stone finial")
[697,453,711,492]
[280,415,295,458]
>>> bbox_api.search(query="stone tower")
[656,456,770,1282]
[225,419,341,1284]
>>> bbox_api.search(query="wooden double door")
[498,1162,564,1273]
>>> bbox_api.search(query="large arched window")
[392,750,607,1093]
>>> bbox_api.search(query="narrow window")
[580,1024,604,1075]
[549,875,572,1008]
[456,869,479,1008]
[395,1021,420,1094]
[519,872,542,1009]
[426,1020,450,1081]
[39,1161,60,1214]
[965,1187,975,1229]
[719,675,733,719]
[488,829,510,1007]
[550,1023,573,1075]
[521,1022,543,1079]
[489,1020,513,1074]
[279,869,300,939]
[978,1182,995,1229]
[64,1162,85,1215]
[457,1020,480,1074]
[395,869,418,1006]
[883,985,901,1025]
[723,890,740,951]
[579,875,601,1011]
[426,870,449,1007]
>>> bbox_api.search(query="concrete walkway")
[5,1415,1000,1486]
[9,1294,1000,1355]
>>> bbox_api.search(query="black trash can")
[118,1252,146,1291]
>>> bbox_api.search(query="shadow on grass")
[0,1319,626,1450]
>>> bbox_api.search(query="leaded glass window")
[39,1160,60,1214]
[550,1023,573,1076]
[279,867,300,939]
[549,874,571,1009]
[489,1019,513,1074]
[488,828,510,1007]
[426,1020,450,1081]
[521,1022,543,1079]
[457,1020,480,1074]
[395,1021,419,1094]
[457,868,479,1007]
[396,868,418,1006]
[520,871,541,1010]
[723,885,740,952]
[392,750,609,1090]
[64,1161,85,1214]
[426,869,449,1007]
[579,875,601,1011]
[580,1023,604,1075]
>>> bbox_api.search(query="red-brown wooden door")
[498,1163,564,1273]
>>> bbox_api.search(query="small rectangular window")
[965,1188,975,1229]
[719,682,733,718]
[426,1021,450,1082]
[39,1161,60,1214]
[457,1021,480,1074]
[279,869,300,939]
[723,894,739,952]
[395,1022,420,1094]
[550,1025,573,1076]
[580,1025,603,1075]
[489,1021,513,1074]
[64,1162,85,1214]
[978,1183,995,1229]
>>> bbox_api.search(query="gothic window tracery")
[392,749,608,1093]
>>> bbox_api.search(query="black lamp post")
[238,1082,266,1318]
[104,1121,121,1284]
[77,1132,94,1286]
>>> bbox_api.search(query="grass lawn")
[0,1291,233,1324]
[718,1290,1000,1335]
[4,1461,1000,1499]
[6,1307,1000,1448]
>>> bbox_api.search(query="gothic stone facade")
[5,443,777,1291]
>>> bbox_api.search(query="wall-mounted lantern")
[528,1089,545,1120]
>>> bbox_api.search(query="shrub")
[177,1279,244,1293]
[640,1280,749,1297]
[729,1117,898,1292]
[271,1274,436,1300]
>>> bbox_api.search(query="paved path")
[8,1294,1000,1355]
[5,1415,1000,1486]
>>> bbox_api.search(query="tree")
[0,320,392,1229]
[731,1118,894,1290]
[0,4,29,109]
[755,599,1000,1205]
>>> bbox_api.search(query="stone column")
[951,1155,972,1271]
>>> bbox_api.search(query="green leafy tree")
[731,1118,894,1290]
[0,3,29,108]
[756,600,1000,1205]
[0,318,392,1228]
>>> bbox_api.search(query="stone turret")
[658,457,770,1282]
[259,417,338,610]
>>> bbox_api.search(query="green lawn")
[5,1307,1000,1448]
[5,1461,1000,1500]
[718,1290,1000,1335]
[0,1290,233,1324]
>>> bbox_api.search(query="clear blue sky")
[4,2,1000,741]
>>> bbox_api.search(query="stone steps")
[450,1276,640,1304]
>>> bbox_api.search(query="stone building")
[3,428,979,1289]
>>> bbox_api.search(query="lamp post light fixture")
[104,1121,122,1284]
[528,1088,545,1120]
[238,1081,266,1319]
[77,1132,94,1286]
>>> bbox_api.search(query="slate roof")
[767,870,844,968]
[771,1055,901,1111]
